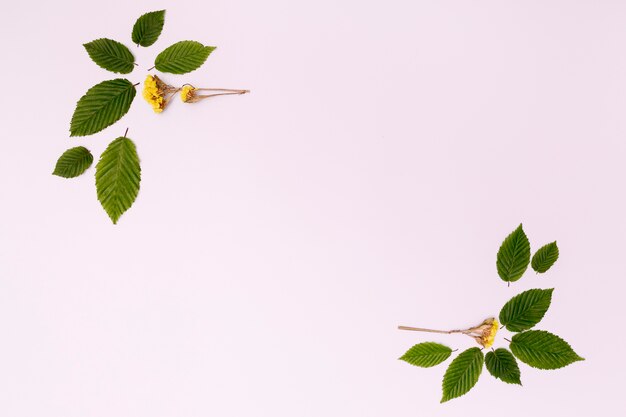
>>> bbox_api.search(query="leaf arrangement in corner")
[53,9,248,224]
[398,224,584,402]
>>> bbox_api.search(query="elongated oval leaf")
[154,41,216,74]
[132,10,166,47]
[95,136,141,224]
[399,342,452,368]
[497,224,531,282]
[532,241,559,273]
[441,347,483,403]
[83,38,135,74]
[70,79,136,137]
[52,146,93,178]
[510,330,584,370]
[485,348,521,385]
[499,288,553,332]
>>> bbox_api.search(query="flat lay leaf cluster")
[400,225,583,403]
[53,10,217,224]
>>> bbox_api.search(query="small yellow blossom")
[481,318,499,349]
[467,317,499,348]
[180,85,196,102]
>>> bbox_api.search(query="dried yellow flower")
[142,75,176,113]
[398,317,499,349]
[180,85,196,102]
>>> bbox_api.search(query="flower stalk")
[180,85,249,103]
[143,76,249,112]
[398,318,499,348]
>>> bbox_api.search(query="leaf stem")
[148,66,155,71]
[124,128,129,137]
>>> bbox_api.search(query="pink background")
[1,0,624,415]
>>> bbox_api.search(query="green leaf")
[441,347,483,403]
[132,10,166,47]
[532,242,559,273]
[496,224,531,283]
[70,79,136,137]
[399,342,452,368]
[485,348,522,385]
[499,288,554,332]
[52,146,93,178]
[154,41,215,74]
[510,330,584,370]
[95,136,141,224]
[83,38,135,74]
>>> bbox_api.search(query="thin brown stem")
[196,88,250,93]
[196,91,249,100]
[165,88,181,103]
[397,326,464,334]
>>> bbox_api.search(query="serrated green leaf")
[95,136,141,224]
[83,38,135,74]
[485,348,521,385]
[399,342,452,368]
[499,288,553,332]
[154,40,215,74]
[497,224,531,283]
[510,330,584,370]
[132,10,166,47]
[52,146,93,178]
[441,347,483,403]
[532,242,559,273]
[70,79,136,137]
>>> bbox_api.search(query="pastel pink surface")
[0,0,624,415]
